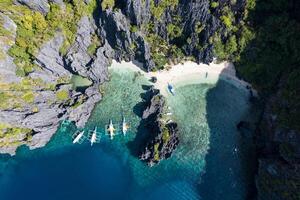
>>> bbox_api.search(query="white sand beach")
[110,60,256,96]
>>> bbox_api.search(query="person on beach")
[205,72,208,78]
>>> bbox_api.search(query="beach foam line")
[110,60,256,96]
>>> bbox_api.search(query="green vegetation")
[209,1,255,63]
[130,25,138,33]
[87,33,102,56]
[0,77,56,110]
[0,123,32,148]
[167,24,182,39]
[234,0,300,131]
[22,91,34,103]
[162,127,170,144]
[145,33,169,70]
[213,33,238,60]
[274,70,300,131]
[0,0,98,76]
[219,6,235,29]
[153,143,160,161]
[257,171,300,200]
[220,15,232,28]
[101,0,115,10]
[150,0,179,20]
[210,1,219,8]
[194,21,205,34]
[0,15,12,37]
[87,44,98,56]
[207,0,300,133]
[0,49,5,60]
[144,20,184,70]
[71,95,86,109]
[0,0,96,118]
[56,90,69,101]
[32,106,39,113]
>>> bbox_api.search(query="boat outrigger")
[122,117,129,136]
[167,83,175,95]
[107,119,116,140]
[89,127,100,146]
[72,130,85,144]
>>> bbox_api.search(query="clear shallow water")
[71,75,92,90]
[0,67,259,200]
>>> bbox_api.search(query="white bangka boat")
[89,127,100,146]
[107,119,116,140]
[122,117,129,136]
[72,130,85,144]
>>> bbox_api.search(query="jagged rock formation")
[0,2,110,154]
[0,15,105,154]
[65,16,112,83]
[138,88,179,166]
[255,81,300,200]
[0,1,299,199]
[15,0,65,14]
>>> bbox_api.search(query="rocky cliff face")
[255,78,300,200]
[0,1,298,199]
[0,6,107,154]
[138,88,179,166]
[1,0,243,155]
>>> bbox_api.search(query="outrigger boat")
[89,126,100,146]
[122,117,129,136]
[107,119,116,140]
[167,83,175,95]
[72,130,85,144]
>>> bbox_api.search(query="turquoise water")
[71,75,92,90]
[0,67,259,200]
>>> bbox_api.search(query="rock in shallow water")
[138,88,180,166]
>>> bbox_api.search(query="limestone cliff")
[138,88,179,166]
[0,1,299,199]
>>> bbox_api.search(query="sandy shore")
[110,60,256,96]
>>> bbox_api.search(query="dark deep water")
[0,68,260,200]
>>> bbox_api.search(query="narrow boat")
[72,130,84,144]
[90,127,98,146]
[167,83,175,95]
[107,119,115,140]
[122,117,129,136]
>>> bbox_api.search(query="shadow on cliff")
[197,68,260,200]
[91,0,102,27]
